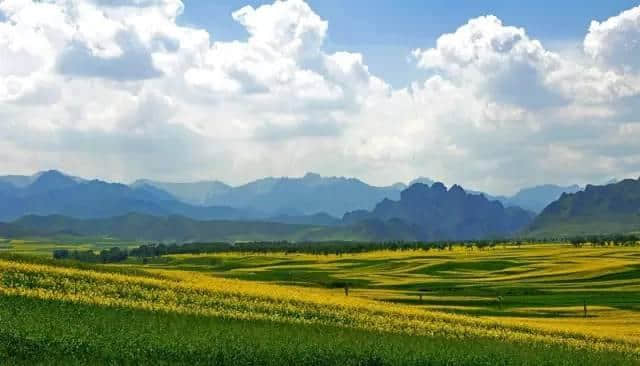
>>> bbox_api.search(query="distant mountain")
[462,189,507,203]
[344,183,534,241]
[202,172,405,217]
[527,178,640,237]
[0,170,346,226]
[0,170,84,188]
[131,179,232,206]
[0,181,17,196]
[22,170,78,196]
[0,174,36,188]
[409,177,435,186]
[0,171,256,222]
[407,178,579,214]
[267,212,341,226]
[503,184,582,213]
[344,218,421,241]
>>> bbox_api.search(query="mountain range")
[135,173,406,217]
[527,178,640,237]
[130,173,578,216]
[344,183,534,241]
[0,169,601,242]
[0,183,536,243]
[0,170,256,222]
[502,184,582,213]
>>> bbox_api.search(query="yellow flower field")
[1,254,639,358]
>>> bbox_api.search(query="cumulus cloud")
[412,15,570,110]
[585,6,640,73]
[0,0,640,193]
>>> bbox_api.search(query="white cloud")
[1,0,640,194]
[585,6,640,73]
[412,15,568,110]
[232,0,327,62]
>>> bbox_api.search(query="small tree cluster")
[567,234,639,247]
[52,247,128,263]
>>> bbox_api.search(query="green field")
[0,237,140,255]
[143,244,640,339]
[1,243,639,365]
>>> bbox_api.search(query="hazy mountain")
[267,212,341,226]
[23,170,79,196]
[0,174,36,188]
[0,170,85,190]
[0,181,18,196]
[0,213,389,242]
[0,170,345,226]
[0,171,255,222]
[409,177,435,186]
[1,170,585,222]
[527,178,640,237]
[203,172,405,217]
[463,189,507,203]
[131,179,232,205]
[344,183,534,241]
[504,184,582,213]
[406,177,577,213]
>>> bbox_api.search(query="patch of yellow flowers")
[0,259,638,356]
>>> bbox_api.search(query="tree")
[52,249,70,260]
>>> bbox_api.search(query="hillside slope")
[528,178,640,236]
[504,184,582,213]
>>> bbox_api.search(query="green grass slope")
[2,295,633,366]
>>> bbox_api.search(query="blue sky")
[2,0,640,193]
[179,1,638,87]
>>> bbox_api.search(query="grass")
[1,244,640,364]
[1,295,634,366]
[0,237,140,256]
[144,244,640,342]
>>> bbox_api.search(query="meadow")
[1,242,639,364]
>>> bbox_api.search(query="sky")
[1,0,640,194]
[180,1,638,87]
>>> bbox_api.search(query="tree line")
[50,239,531,263]
[53,247,129,263]
[53,242,231,263]
[51,235,640,263]
[567,234,640,247]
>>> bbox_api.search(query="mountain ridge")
[527,178,640,237]
[343,182,534,241]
